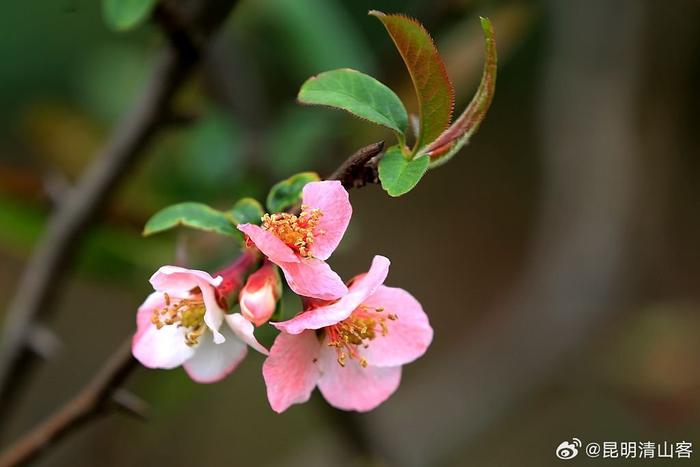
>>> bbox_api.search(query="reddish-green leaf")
[370,10,454,152]
[423,17,497,167]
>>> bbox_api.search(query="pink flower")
[239,261,281,326]
[262,256,433,412]
[132,265,268,383]
[237,180,351,300]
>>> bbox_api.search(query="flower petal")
[183,325,247,383]
[263,330,321,413]
[200,279,226,344]
[302,181,352,260]
[134,292,164,342]
[225,313,269,355]
[274,255,389,334]
[343,255,390,304]
[239,262,279,326]
[148,265,227,343]
[238,223,298,264]
[149,265,223,293]
[279,258,348,300]
[361,286,433,367]
[317,342,402,412]
[132,293,196,369]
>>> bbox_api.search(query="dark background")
[1,0,700,465]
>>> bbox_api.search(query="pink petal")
[239,263,279,326]
[344,255,390,303]
[237,224,298,264]
[263,330,321,413]
[279,258,348,300]
[361,286,433,367]
[200,279,226,344]
[274,255,390,334]
[225,313,269,355]
[183,324,247,383]
[317,342,402,412]
[149,265,223,293]
[149,265,226,344]
[272,295,352,334]
[133,292,164,343]
[302,181,352,260]
[240,289,276,326]
[132,293,196,369]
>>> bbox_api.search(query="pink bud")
[239,262,281,326]
[214,248,259,299]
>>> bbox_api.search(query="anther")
[261,208,323,258]
[151,295,207,346]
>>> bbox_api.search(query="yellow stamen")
[151,294,207,346]
[326,308,398,368]
[261,206,322,258]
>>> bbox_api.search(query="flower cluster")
[132,181,433,412]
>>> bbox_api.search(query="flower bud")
[214,248,259,301]
[239,261,281,326]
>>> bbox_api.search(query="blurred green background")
[2,0,700,466]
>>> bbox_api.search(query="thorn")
[111,388,149,421]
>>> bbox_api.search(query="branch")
[328,141,384,188]
[0,340,136,467]
[0,0,239,429]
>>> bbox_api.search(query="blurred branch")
[152,1,200,60]
[0,140,387,466]
[374,1,646,465]
[0,340,137,467]
[0,0,240,434]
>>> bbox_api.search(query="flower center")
[326,306,398,368]
[261,206,322,258]
[151,292,207,346]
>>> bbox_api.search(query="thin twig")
[328,141,385,188]
[0,340,137,467]
[0,0,239,430]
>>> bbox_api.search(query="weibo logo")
[555,438,582,460]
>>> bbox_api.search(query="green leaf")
[103,0,157,31]
[266,172,321,213]
[370,10,454,151]
[298,68,408,135]
[143,202,237,237]
[378,146,429,197]
[423,17,497,168]
[228,198,265,225]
